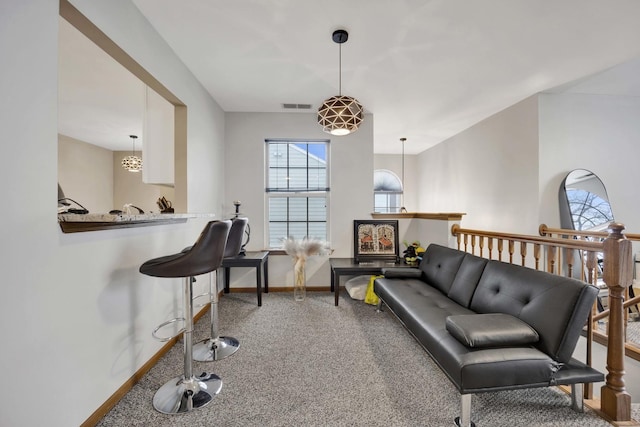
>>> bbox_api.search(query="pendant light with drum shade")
[121,135,142,172]
[317,29,364,136]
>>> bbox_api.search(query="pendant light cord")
[402,139,405,187]
[401,138,407,212]
[338,43,342,95]
[130,135,138,156]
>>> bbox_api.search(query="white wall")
[224,112,373,287]
[0,1,225,426]
[417,95,540,235]
[416,89,640,243]
[538,92,640,236]
[59,134,114,213]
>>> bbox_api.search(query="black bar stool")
[140,220,231,414]
[193,217,248,361]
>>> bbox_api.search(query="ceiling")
[59,0,640,154]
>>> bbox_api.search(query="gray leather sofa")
[374,244,604,427]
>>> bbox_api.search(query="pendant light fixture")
[317,29,364,136]
[121,135,142,172]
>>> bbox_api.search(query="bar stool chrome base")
[153,372,222,414]
[194,264,242,362]
[193,336,240,361]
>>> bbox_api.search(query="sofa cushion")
[374,277,475,350]
[447,253,488,307]
[420,244,466,295]
[446,313,539,348]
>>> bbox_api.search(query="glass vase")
[294,261,306,301]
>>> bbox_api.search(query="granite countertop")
[57,212,216,233]
[57,212,214,222]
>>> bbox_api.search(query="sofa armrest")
[382,268,422,279]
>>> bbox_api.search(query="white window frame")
[373,169,403,213]
[265,139,330,248]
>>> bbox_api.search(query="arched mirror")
[558,168,613,283]
[559,169,613,231]
[560,170,640,351]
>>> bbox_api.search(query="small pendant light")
[121,135,142,172]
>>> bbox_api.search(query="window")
[373,169,402,213]
[266,140,329,248]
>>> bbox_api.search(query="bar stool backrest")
[224,218,248,258]
[140,220,231,278]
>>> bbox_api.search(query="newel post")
[601,222,633,421]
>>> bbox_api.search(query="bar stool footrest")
[192,292,212,310]
[152,317,186,342]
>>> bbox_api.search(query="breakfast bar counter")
[57,213,215,233]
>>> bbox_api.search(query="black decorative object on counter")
[157,196,174,214]
[232,200,250,256]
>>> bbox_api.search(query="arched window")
[374,169,402,213]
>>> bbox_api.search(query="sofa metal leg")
[454,394,475,427]
[570,383,584,412]
[376,300,383,312]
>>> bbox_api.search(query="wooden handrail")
[451,222,634,422]
[453,224,604,251]
[540,223,640,242]
[593,294,640,322]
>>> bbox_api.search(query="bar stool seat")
[140,220,231,414]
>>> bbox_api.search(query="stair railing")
[539,224,640,354]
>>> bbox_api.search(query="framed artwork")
[353,220,399,263]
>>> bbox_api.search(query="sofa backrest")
[470,260,598,363]
[447,253,488,307]
[420,244,467,294]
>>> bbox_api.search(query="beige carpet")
[97,291,615,426]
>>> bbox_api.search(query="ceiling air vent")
[282,103,312,110]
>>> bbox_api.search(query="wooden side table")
[329,258,416,306]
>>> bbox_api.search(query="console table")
[222,251,269,306]
[329,258,416,306]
